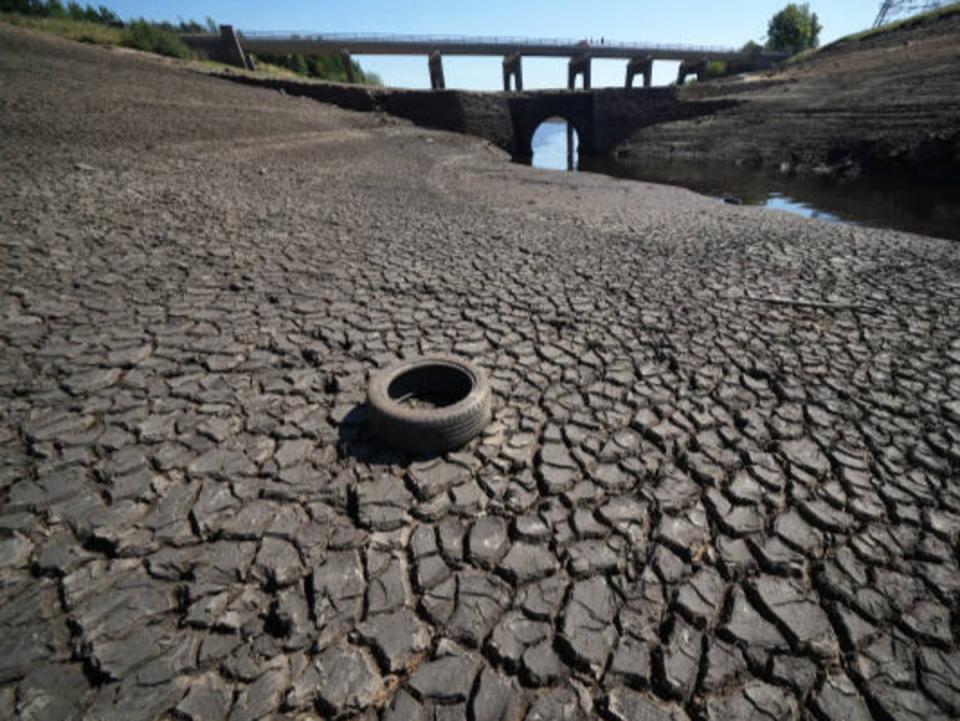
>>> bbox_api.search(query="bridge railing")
[236,31,740,55]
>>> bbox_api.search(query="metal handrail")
[236,30,742,55]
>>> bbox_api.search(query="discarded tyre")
[367,355,491,455]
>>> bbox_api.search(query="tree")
[766,3,822,54]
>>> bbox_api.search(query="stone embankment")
[2,22,960,721]
[617,10,960,181]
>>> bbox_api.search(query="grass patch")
[786,1,960,64]
[1,6,381,81]
[2,12,191,57]
[707,60,728,78]
[0,12,124,45]
[843,1,960,43]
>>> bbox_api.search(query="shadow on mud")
[336,403,444,466]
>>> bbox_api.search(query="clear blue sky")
[108,0,883,89]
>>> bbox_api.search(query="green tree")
[766,3,822,54]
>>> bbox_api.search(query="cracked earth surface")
[3,24,960,721]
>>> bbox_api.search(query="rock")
[701,638,747,692]
[15,663,90,721]
[227,656,289,721]
[779,438,829,478]
[187,449,253,480]
[311,550,365,642]
[721,587,789,651]
[174,671,233,721]
[748,576,838,658]
[608,634,651,686]
[471,666,524,721]
[919,647,960,716]
[313,645,384,716]
[524,684,586,721]
[467,516,509,567]
[365,553,409,615]
[705,680,799,721]
[408,649,480,703]
[797,498,855,534]
[382,689,425,721]
[566,538,624,576]
[660,616,702,700]
[655,504,710,560]
[540,443,577,469]
[606,687,690,721]
[811,671,872,721]
[560,576,618,677]
[355,609,430,673]
[86,626,167,681]
[519,574,569,620]
[62,368,121,396]
[409,459,469,500]
[355,475,413,531]
[189,541,257,592]
[771,655,818,694]
[488,610,552,670]
[500,542,559,583]
[252,537,304,588]
[675,567,725,625]
[0,532,33,573]
[521,639,565,686]
[275,439,313,468]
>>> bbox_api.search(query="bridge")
[184,27,787,90]
[217,72,741,162]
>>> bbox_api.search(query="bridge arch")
[530,116,582,169]
[508,94,595,160]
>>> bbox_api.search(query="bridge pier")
[428,51,446,90]
[677,58,709,85]
[340,51,355,83]
[625,56,653,88]
[568,55,591,90]
[502,53,523,92]
[218,25,255,71]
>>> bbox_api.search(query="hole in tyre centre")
[387,364,473,410]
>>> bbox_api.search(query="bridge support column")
[568,55,591,90]
[625,56,653,88]
[218,25,254,71]
[428,51,446,90]
[340,51,355,84]
[677,58,709,85]
[502,53,523,92]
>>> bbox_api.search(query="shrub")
[707,60,728,77]
[766,3,822,55]
[122,19,190,58]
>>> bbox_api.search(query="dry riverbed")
[2,23,960,721]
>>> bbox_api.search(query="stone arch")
[508,94,595,160]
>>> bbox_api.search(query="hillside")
[617,9,960,181]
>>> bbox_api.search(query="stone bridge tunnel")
[221,75,739,161]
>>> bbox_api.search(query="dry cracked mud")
[2,23,960,721]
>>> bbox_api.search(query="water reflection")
[532,119,579,172]
[579,156,960,241]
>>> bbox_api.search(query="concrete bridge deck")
[183,29,788,90]
[232,31,782,63]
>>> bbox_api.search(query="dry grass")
[787,1,960,65]
[0,12,125,46]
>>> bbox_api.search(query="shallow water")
[528,122,960,241]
